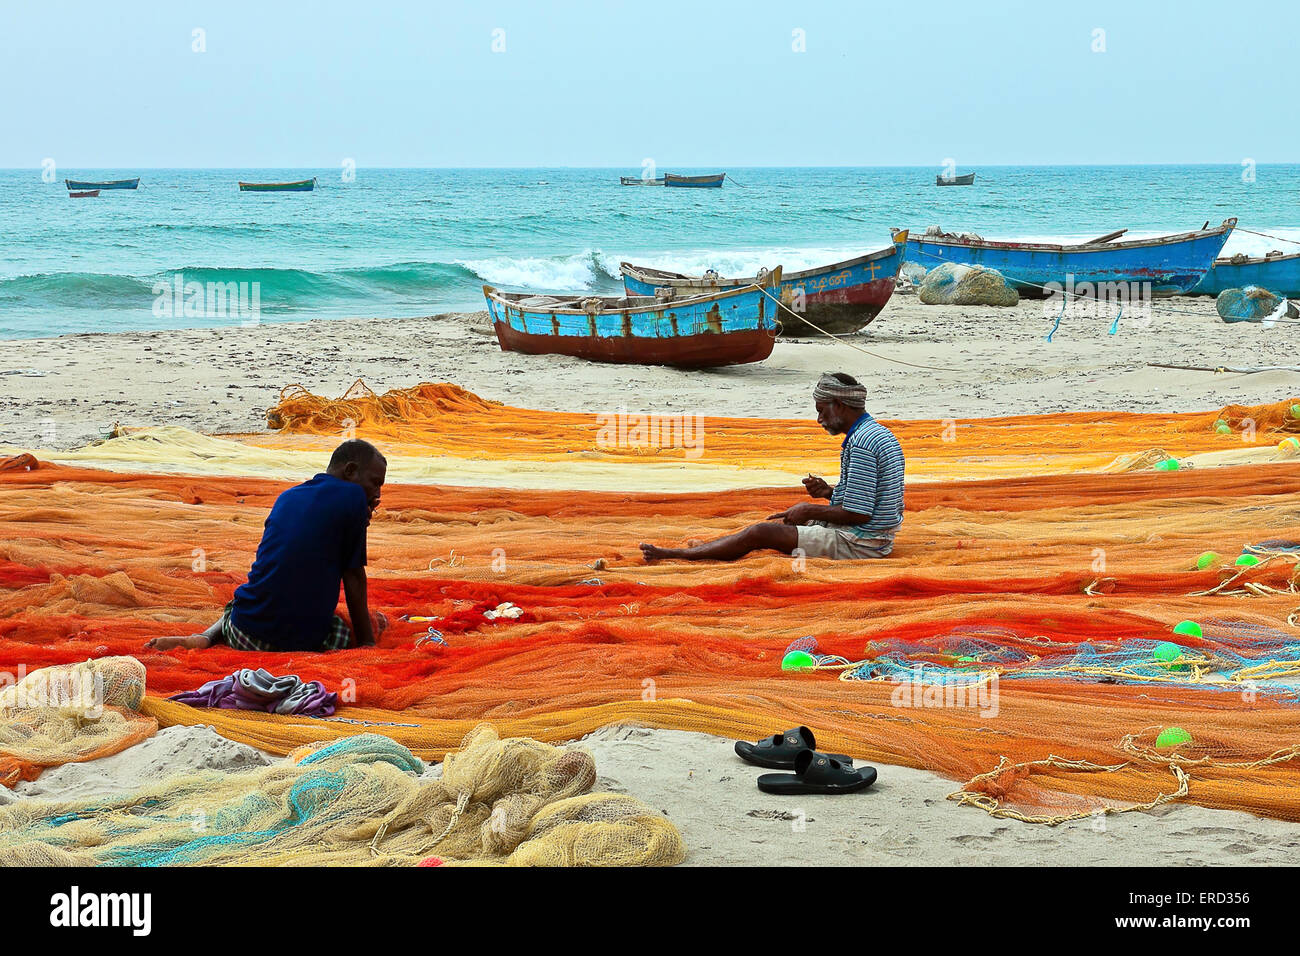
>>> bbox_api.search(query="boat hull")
[1189,252,1300,297]
[936,173,975,186]
[620,176,665,185]
[621,243,902,335]
[484,280,778,368]
[238,179,317,192]
[664,173,725,188]
[65,178,138,190]
[901,221,1235,297]
[68,190,100,198]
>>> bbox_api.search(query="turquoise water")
[3,166,1299,339]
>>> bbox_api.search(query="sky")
[4,0,1298,168]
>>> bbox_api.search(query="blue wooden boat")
[620,236,905,336]
[65,178,139,190]
[663,173,725,188]
[892,219,1236,297]
[1189,249,1300,297]
[483,267,781,367]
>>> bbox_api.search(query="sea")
[3,165,1298,340]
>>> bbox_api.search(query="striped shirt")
[829,413,905,537]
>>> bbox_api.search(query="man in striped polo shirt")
[639,372,904,562]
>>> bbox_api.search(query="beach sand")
[2,294,1296,449]
[3,296,1300,864]
[8,723,1299,865]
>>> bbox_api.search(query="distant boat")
[664,173,725,188]
[620,236,906,336]
[65,178,138,190]
[893,219,1237,297]
[1190,249,1300,297]
[238,178,318,192]
[936,173,975,186]
[482,267,781,368]
[68,190,100,198]
[621,176,665,186]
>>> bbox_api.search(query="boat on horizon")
[936,172,976,186]
[663,173,725,188]
[68,190,100,198]
[65,178,138,190]
[620,176,665,185]
[620,237,906,336]
[238,178,318,192]
[893,219,1237,297]
[1189,248,1300,297]
[483,267,781,367]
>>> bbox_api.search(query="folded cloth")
[169,667,338,717]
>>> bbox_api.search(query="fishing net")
[0,657,155,786]
[13,382,1299,488]
[0,723,684,866]
[4,386,1300,827]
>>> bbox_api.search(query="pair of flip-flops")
[734,726,877,794]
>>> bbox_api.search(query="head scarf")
[812,372,867,409]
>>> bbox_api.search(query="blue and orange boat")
[893,219,1236,297]
[620,237,905,336]
[1190,248,1300,297]
[483,267,781,367]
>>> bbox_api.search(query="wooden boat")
[238,178,318,192]
[68,190,100,198]
[483,267,781,367]
[664,173,725,188]
[620,176,665,185]
[936,173,975,186]
[893,219,1236,297]
[1189,248,1300,297]
[620,236,906,336]
[65,178,138,190]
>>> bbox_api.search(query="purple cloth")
[169,667,338,717]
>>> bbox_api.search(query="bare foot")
[639,543,679,563]
[375,611,390,636]
[144,634,213,651]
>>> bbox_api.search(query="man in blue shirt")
[639,372,904,562]
[146,439,388,652]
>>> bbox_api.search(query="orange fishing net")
[250,380,1300,482]
[4,408,1300,827]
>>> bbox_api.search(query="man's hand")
[768,502,821,526]
[802,474,833,499]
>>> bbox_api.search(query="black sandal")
[756,749,877,795]
[734,726,851,770]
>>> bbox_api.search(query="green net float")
[1155,727,1192,748]
[781,650,817,671]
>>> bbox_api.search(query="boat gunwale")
[484,267,782,317]
[1211,248,1300,267]
[899,218,1237,254]
[619,242,901,288]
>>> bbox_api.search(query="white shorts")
[796,522,894,560]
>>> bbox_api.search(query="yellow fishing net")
[0,657,155,787]
[0,722,684,867]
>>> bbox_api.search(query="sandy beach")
[4,297,1300,866]
[2,294,1295,449]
